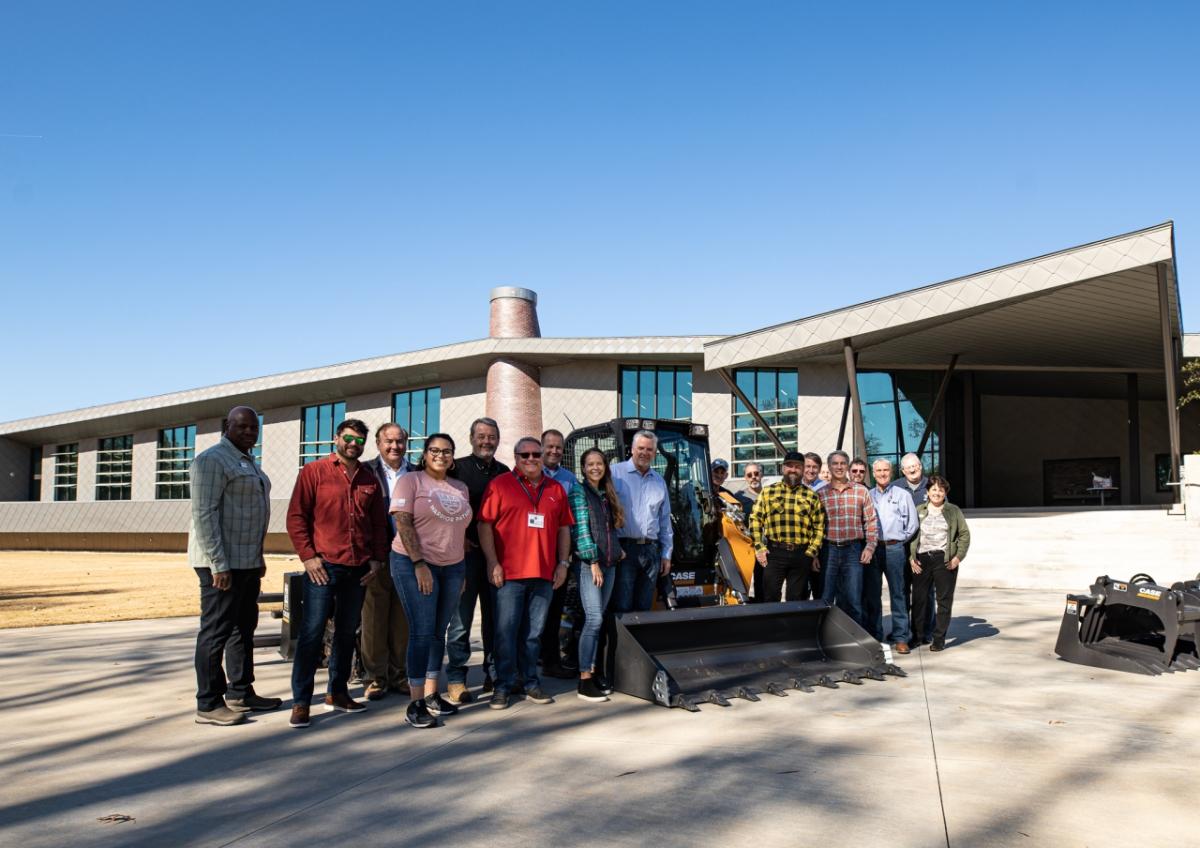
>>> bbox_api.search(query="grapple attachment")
[1054,574,1200,675]
[612,600,903,710]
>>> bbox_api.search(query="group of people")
[731,449,970,656]
[190,408,674,729]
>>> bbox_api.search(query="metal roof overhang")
[704,223,1181,376]
[1,336,717,445]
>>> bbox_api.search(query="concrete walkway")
[1,588,1198,848]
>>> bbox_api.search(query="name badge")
[527,512,545,529]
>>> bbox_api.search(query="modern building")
[0,222,1196,552]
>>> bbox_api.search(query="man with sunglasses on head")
[479,436,573,710]
[285,419,389,729]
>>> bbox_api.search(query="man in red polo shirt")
[285,418,389,729]
[479,435,572,710]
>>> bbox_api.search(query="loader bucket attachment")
[612,601,898,709]
[1055,575,1200,675]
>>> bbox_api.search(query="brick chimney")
[485,287,543,464]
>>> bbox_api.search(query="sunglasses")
[340,434,366,445]
[426,447,454,457]
[516,451,543,459]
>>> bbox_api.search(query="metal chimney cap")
[489,286,537,305]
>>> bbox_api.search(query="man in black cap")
[747,451,826,602]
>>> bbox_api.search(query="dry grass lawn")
[0,551,301,628]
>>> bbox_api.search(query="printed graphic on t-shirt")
[431,487,468,522]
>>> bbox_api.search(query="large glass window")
[53,443,78,502]
[619,366,692,421]
[858,371,940,475]
[156,425,197,500]
[96,435,134,501]
[300,402,346,466]
[393,387,441,464]
[731,368,799,476]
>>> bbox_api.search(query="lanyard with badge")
[515,472,548,529]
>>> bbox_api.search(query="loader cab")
[565,418,718,603]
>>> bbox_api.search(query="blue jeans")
[445,547,496,685]
[613,539,660,613]
[575,561,616,673]
[291,562,367,704]
[864,544,911,643]
[390,552,466,688]
[821,541,865,628]
[492,577,553,691]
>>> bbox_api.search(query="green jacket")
[910,501,971,563]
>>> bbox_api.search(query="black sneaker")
[405,699,438,729]
[481,676,495,695]
[525,686,554,705]
[489,689,511,710]
[425,692,459,717]
[595,675,614,695]
[577,677,609,703]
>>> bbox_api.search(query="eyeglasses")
[426,448,454,457]
[516,451,542,459]
[850,468,866,476]
[340,434,366,445]
[745,472,762,478]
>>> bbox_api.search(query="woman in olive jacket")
[908,475,970,651]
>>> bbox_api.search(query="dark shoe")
[481,676,495,695]
[446,683,473,705]
[596,675,614,695]
[577,677,609,703]
[405,699,438,729]
[289,705,310,728]
[195,705,247,726]
[489,689,511,710]
[894,642,911,655]
[525,686,554,705]
[930,642,945,652]
[542,663,574,680]
[364,681,387,701]
[425,692,459,717]
[226,693,283,712]
[324,692,366,713]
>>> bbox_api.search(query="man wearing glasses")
[849,458,870,487]
[285,419,389,729]
[478,436,573,710]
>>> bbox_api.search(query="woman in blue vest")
[567,448,627,702]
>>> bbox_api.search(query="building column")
[1127,373,1142,505]
[1156,263,1182,496]
[842,340,867,460]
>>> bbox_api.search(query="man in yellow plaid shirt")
[748,451,826,602]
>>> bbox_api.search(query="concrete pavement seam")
[917,649,951,848]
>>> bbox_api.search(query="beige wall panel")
[692,370,732,462]
[39,448,55,501]
[261,405,300,496]
[440,377,487,456]
[76,439,97,502]
[796,364,848,456]
[195,416,224,453]
[540,361,618,437]
[131,429,157,501]
[347,390,393,438]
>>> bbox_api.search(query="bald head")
[225,406,260,454]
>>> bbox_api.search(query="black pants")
[540,582,567,668]
[761,545,812,602]
[911,550,958,646]
[195,567,261,711]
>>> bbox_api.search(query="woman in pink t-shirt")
[389,433,472,729]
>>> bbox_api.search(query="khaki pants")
[360,565,408,686]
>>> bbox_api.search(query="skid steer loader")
[1055,573,1200,675]
[563,417,905,709]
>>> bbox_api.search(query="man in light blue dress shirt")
[865,459,919,653]
[611,430,673,612]
[539,428,578,675]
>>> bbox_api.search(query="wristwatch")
[557,560,570,569]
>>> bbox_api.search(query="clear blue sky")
[2,2,1198,422]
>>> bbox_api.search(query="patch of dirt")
[0,551,300,628]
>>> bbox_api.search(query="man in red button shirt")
[479,435,573,711]
[285,418,389,728]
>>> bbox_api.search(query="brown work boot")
[325,692,367,713]
[446,682,473,705]
[289,704,310,728]
[195,705,247,726]
[364,681,386,701]
[894,642,911,655]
